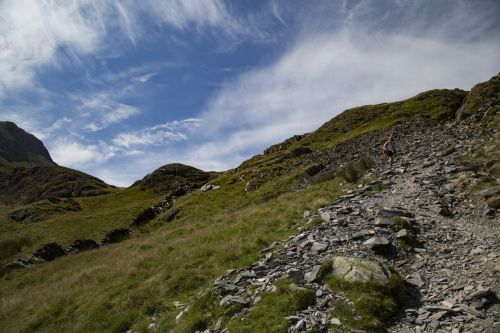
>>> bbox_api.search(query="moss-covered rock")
[321,256,405,332]
[330,256,392,284]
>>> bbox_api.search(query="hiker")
[383,135,396,166]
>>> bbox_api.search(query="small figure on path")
[383,135,396,166]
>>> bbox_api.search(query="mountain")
[0,74,498,333]
[0,121,112,204]
[0,121,54,169]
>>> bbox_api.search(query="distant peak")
[0,121,54,167]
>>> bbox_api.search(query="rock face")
[0,121,54,166]
[330,256,392,284]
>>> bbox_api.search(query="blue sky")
[1,0,499,186]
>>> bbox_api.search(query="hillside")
[0,74,498,333]
[0,122,112,205]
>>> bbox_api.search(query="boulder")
[200,183,220,192]
[130,207,156,228]
[320,211,335,222]
[330,256,392,284]
[33,242,66,261]
[66,239,99,254]
[101,228,131,244]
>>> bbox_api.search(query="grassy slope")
[0,88,471,332]
[0,177,345,333]
[0,187,162,264]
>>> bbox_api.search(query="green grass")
[459,133,499,195]
[0,175,344,333]
[226,279,315,333]
[0,187,162,264]
[325,268,404,332]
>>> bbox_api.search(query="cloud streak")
[0,0,256,98]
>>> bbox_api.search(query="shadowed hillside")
[0,122,112,204]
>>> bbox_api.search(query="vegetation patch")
[324,265,404,332]
[227,279,315,333]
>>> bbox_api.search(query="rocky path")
[207,124,499,333]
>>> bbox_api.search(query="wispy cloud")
[0,0,259,99]
[80,93,141,132]
[49,118,200,170]
[112,119,201,148]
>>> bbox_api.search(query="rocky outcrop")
[66,239,99,254]
[32,242,66,261]
[101,228,131,244]
[0,121,54,166]
[456,73,500,122]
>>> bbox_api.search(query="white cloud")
[134,72,157,83]
[77,93,140,132]
[50,140,116,167]
[194,28,499,170]
[113,118,201,148]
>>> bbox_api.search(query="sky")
[1,0,499,186]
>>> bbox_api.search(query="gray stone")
[200,183,220,192]
[374,217,394,226]
[331,318,341,326]
[479,186,500,198]
[330,256,392,284]
[310,242,328,254]
[214,317,223,332]
[320,211,335,222]
[395,229,409,238]
[407,273,425,288]
[304,265,322,283]
[464,288,492,301]
[295,319,306,330]
[456,303,485,318]
[363,236,390,248]
[377,207,413,218]
[352,229,374,239]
